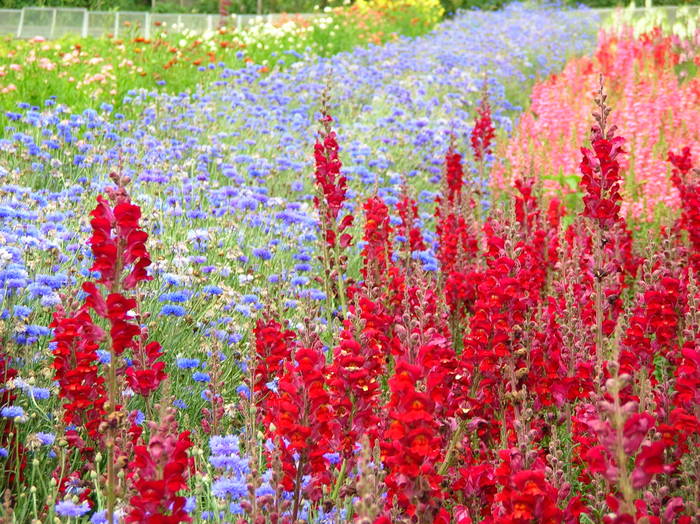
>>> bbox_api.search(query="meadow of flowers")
[1,2,699,523]
[0,0,441,121]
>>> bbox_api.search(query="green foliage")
[1,0,345,13]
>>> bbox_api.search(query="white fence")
[0,7,318,39]
[0,5,697,39]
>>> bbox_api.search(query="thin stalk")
[105,246,124,524]
[438,419,467,476]
[292,453,305,521]
[611,383,635,514]
[594,226,605,373]
[330,458,347,502]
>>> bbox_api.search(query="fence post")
[207,14,213,32]
[114,11,119,38]
[145,11,150,38]
[82,9,88,38]
[50,8,57,39]
[16,7,25,38]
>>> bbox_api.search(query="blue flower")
[159,291,189,303]
[12,305,32,318]
[177,358,200,369]
[252,248,272,261]
[26,387,50,400]
[55,500,90,517]
[236,384,250,399]
[212,477,247,499]
[36,432,56,445]
[323,452,341,465]
[192,371,211,383]
[160,304,187,317]
[1,406,24,418]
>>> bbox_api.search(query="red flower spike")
[262,344,339,501]
[50,309,108,442]
[668,147,700,271]
[328,296,390,456]
[313,117,351,251]
[88,196,153,292]
[395,195,426,255]
[361,197,393,287]
[126,422,193,524]
[445,147,464,203]
[579,81,625,230]
[471,97,495,163]
[253,317,295,394]
[126,341,167,397]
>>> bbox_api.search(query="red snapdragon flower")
[395,194,426,254]
[445,147,464,202]
[262,345,338,503]
[50,308,108,441]
[361,196,393,287]
[471,97,495,163]
[313,114,353,251]
[126,340,167,397]
[89,196,152,291]
[126,427,193,523]
[381,359,445,518]
[579,86,625,230]
[253,317,295,394]
[669,147,700,270]
[328,296,391,456]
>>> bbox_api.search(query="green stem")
[330,458,347,502]
[438,419,467,476]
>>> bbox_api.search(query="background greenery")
[3,0,699,14]
[0,0,346,14]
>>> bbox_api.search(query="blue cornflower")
[252,248,272,260]
[241,294,258,304]
[26,387,50,400]
[323,452,341,465]
[54,500,90,517]
[133,410,146,425]
[307,289,327,301]
[192,371,210,383]
[159,291,189,303]
[1,406,24,418]
[12,305,32,318]
[160,304,186,317]
[176,358,200,369]
[36,432,55,445]
[212,477,247,499]
[210,435,241,456]
[291,276,309,287]
[236,384,250,399]
[234,304,251,317]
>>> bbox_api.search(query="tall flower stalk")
[313,112,353,317]
[578,77,625,370]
